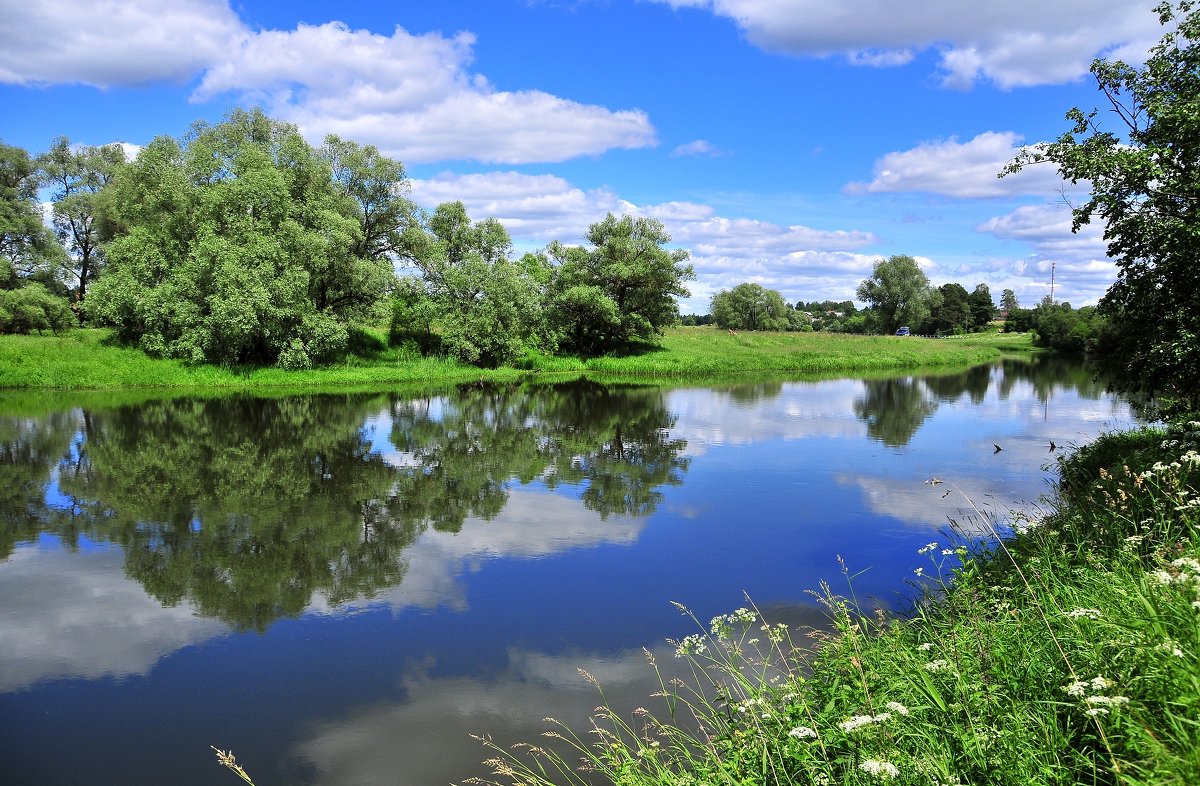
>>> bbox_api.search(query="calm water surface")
[0,358,1136,785]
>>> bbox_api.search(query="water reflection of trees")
[0,381,688,631]
[854,357,1112,447]
[854,378,939,447]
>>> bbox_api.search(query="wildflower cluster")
[858,759,900,779]
[1063,676,1130,717]
[1149,556,1200,610]
[838,713,892,733]
[709,607,756,639]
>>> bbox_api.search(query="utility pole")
[1049,261,1056,304]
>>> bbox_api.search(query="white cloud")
[655,0,1160,88]
[0,0,245,87]
[848,132,1077,198]
[410,172,629,240]
[2,4,655,165]
[409,171,879,311]
[193,22,657,164]
[976,203,1116,305]
[670,139,726,157]
[978,203,1105,256]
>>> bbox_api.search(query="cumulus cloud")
[409,170,879,310]
[847,132,1078,198]
[0,0,245,87]
[410,172,630,240]
[193,21,657,164]
[977,203,1116,305]
[2,4,655,165]
[654,0,1159,88]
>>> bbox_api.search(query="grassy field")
[475,420,1200,786]
[0,327,1034,390]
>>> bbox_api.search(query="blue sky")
[0,0,1162,313]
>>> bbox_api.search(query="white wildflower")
[837,713,890,732]
[1150,569,1177,586]
[1066,608,1103,620]
[1171,557,1200,575]
[674,634,706,658]
[885,701,910,716]
[918,642,935,651]
[788,726,817,739]
[925,659,952,673]
[918,541,940,555]
[1156,639,1185,658]
[858,759,900,779]
[1085,695,1129,708]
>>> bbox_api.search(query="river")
[0,357,1137,785]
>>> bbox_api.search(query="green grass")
[578,328,1031,376]
[0,329,525,390]
[473,419,1200,786]
[0,327,1035,390]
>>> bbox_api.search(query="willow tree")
[549,214,693,355]
[87,109,410,368]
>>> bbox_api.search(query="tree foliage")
[405,201,547,366]
[549,214,693,355]
[1007,1,1200,412]
[967,283,995,329]
[1,140,65,288]
[856,255,932,334]
[86,109,406,368]
[1000,288,1020,313]
[0,283,74,334]
[711,282,793,331]
[38,137,126,314]
[926,282,971,335]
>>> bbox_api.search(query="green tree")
[968,283,995,330]
[856,254,932,334]
[710,282,791,331]
[322,134,423,265]
[410,201,546,366]
[549,214,693,354]
[86,109,400,368]
[2,141,67,291]
[1006,1,1200,412]
[38,137,126,316]
[926,282,971,334]
[1000,288,1020,313]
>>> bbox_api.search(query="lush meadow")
[472,421,1200,786]
[0,327,1033,390]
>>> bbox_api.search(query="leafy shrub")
[0,284,74,334]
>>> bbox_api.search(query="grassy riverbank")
[476,421,1200,786]
[0,327,1032,390]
